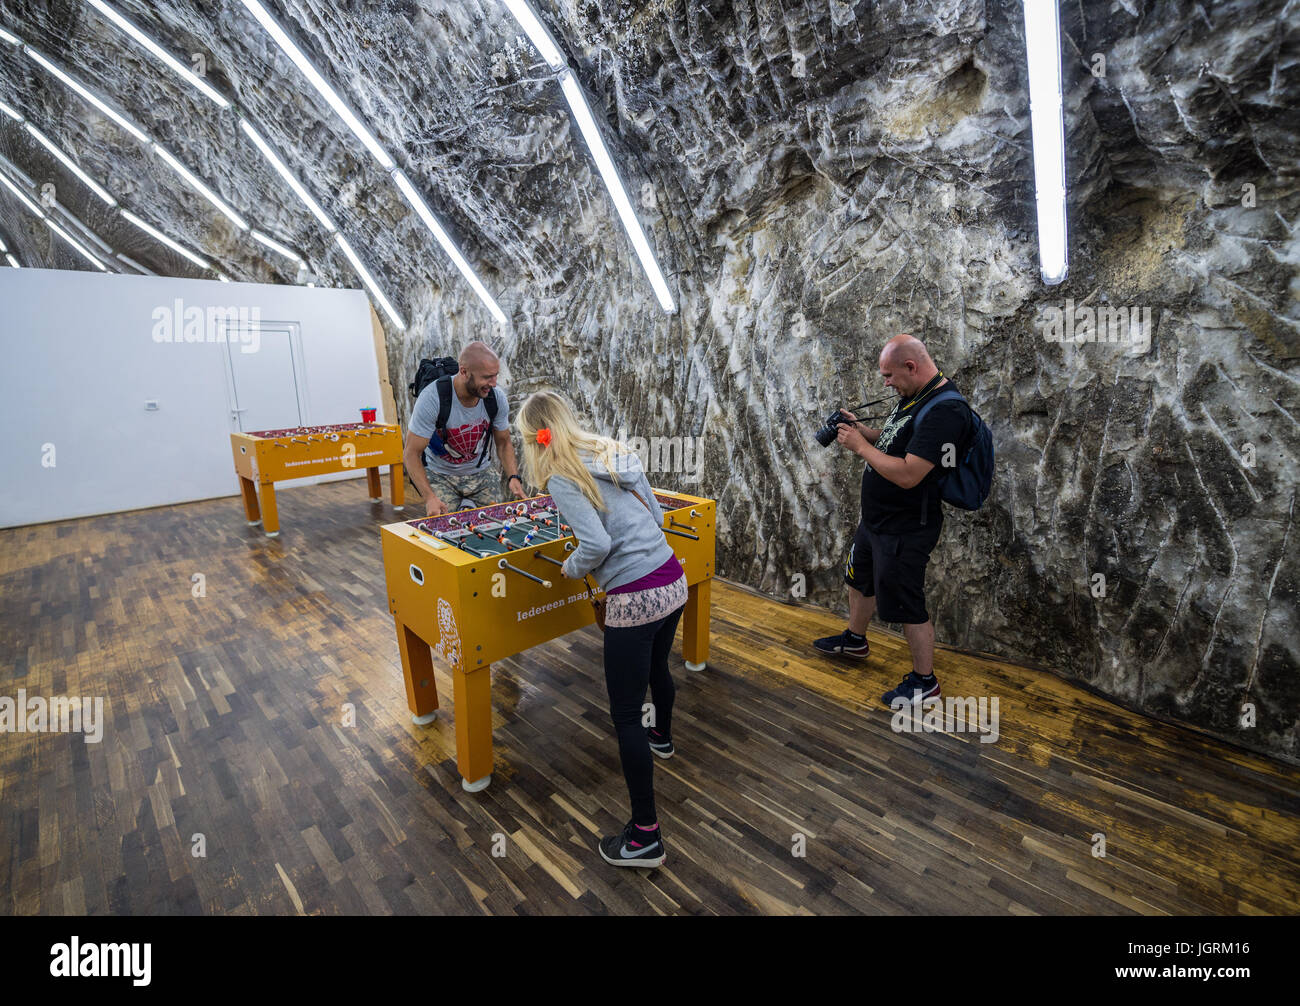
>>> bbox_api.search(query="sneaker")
[882,671,940,707]
[648,728,674,759]
[813,629,870,659]
[598,821,667,868]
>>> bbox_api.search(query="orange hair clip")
[536,428,552,447]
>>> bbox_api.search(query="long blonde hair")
[518,391,629,510]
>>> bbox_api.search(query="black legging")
[602,604,685,826]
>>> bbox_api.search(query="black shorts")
[844,522,942,624]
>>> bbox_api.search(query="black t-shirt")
[860,379,970,532]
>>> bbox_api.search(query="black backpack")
[409,357,499,469]
[914,388,994,512]
[409,356,458,399]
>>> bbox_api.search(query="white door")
[224,322,308,434]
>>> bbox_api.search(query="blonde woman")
[518,391,687,869]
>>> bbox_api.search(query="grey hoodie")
[549,452,676,590]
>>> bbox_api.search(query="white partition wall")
[0,267,385,528]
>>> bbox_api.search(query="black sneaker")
[813,629,870,659]
[598,821,667,868]
[648,728,674,759]
[882,671,940,707]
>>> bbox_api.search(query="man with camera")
[814,333,972,707]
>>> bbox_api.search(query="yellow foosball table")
[231,422,405,536]
[380,489,716,791]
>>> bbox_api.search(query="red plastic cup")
[360,407,377,423]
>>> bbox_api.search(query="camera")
[814,409,850,448]
[815,397,892,447]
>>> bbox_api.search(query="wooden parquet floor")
[2,480,1297,915]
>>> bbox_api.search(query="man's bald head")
[878,333,939,396]
[457,341,501,400]
[459,341,498,370]
[879,334,933,370]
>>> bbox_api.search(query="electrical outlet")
[145,400,159,411]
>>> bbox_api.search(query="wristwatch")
[508,474,522,484]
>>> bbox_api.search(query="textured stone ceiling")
[0,1,1296,764]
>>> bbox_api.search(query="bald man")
[404,342,526,515]
[813,334,973,707]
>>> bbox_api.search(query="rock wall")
[0,1,1295,762]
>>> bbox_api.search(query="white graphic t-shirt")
[409,382,510,476]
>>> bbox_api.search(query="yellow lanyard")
[897,371,945,416]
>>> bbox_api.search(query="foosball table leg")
[366,466,383,501]
[238,476,261,526]
[390,462,405,510]
[259,481,280,536]
[682,579,711,672]
[454,665,494,792]
[396,619,440,725]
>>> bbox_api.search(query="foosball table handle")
[498,557,551,588]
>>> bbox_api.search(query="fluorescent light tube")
[217,272,232,282]
[116,252,155,275]
[391,170,507,325]
[0,98,20,120]
[334,233,405,330]
[0,171,45,218]
[0,235,6,252]
[251,229,302,262]
[86,0,229,109]
[502,1,565,69]
[241,1,394,170]
[242,4,500,318]
[238,119,336,231]
[25,124,117,206]
[121,209,212,269]
[64,215,115,255]
[0,28,20,46]
[24,47,151,144]
[47,219,107,270]
[557,72,675,311]
[0,154,34,187]
[152,144,249,230]
[1022,0,1068,285]
[5,254,19,268]
[502,1,673,312]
